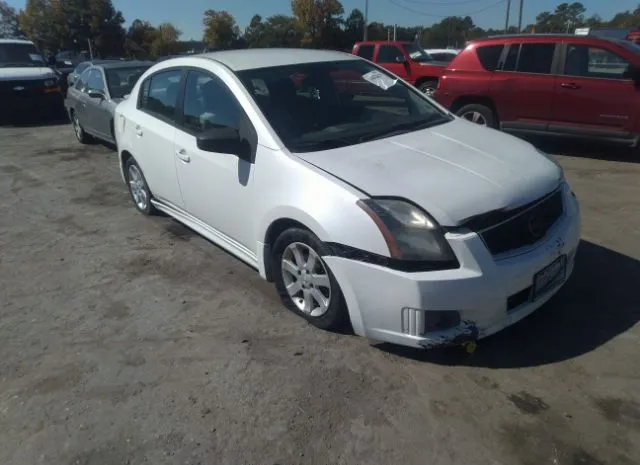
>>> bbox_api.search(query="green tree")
[0,0,23,39]
[202,9,240,50]
[18,0,56,51]
[124,19,156,58]
[291,0,344,48]
[150,22,181,57]
[344,8,364,45]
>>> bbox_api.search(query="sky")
[6,0,639,40]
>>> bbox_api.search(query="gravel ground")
[1,120,639,465]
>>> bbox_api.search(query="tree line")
[1,0,640,59]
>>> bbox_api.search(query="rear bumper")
[325,186,581,349]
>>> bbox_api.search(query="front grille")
[480,190,563,256]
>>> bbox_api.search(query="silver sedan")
[65,61,152,145]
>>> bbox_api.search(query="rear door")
[491,42,559,130]
[548,42,638,138]
[375,44,409,80]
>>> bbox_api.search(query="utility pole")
[504,0,512,34]
[518,0,524,32]
[393,24,397,41]
[363,0,369,41]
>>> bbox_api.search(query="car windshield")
[74,62,90,75]
[105,66,150,99]
[0,43,45,68]
[402,43,433,62]
[236,60,451,153]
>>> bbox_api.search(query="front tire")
[71,110,93,144]
[272,228,348,331]
[124,157,156,215]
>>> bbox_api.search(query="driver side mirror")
[87,89,105,100]
[47,56,56,66]
[196,126,252,162]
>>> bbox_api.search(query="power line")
[387,0,507,18]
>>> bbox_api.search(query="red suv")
[352,41,446,95]
[434,34,640,147]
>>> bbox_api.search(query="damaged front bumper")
[323,191,581,350]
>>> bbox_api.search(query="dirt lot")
[0,120,639,465]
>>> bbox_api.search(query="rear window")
[476,45,503,71]
[356,45,374,60]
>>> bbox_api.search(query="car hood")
[295,119,563,227]
[0,67,57,81]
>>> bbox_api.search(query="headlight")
[357,198,456,263]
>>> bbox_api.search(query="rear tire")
[418,80,438,97]
[456,103,497,128]
[272,228,348,331]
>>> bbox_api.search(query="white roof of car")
[0,39,35,45]
[199,48,356,71]
[425,48,460,54]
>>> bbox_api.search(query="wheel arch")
[414,76,439,88]
[119,149,134,184]
[259,209,330,283]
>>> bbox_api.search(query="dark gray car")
[65,61,152,145]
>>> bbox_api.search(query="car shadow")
[523,135,639,164]
[373,240,640,368]
[1,114,70,128]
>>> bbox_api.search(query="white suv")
[114,49,580,349]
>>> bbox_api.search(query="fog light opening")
[424,310,461,333]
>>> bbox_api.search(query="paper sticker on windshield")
[362,70,397,90]
[29,54,44,62]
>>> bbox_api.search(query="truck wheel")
[456,104,496,129]
[418,81,437,97]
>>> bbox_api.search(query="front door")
[130,68,184,208]
[549,43,638,137]
[84,69,112,140]
[173,69,256,252]
[375,44,409,80]
[491,42,558,130]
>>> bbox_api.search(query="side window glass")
[75,68,91,90]
[181,70,243,134]
[565,44,630,79]
[517,43,555,74]
[377,45,404,63]
[357,45,374,60]
[476,45,503,71]
[87,70,105,92]
[502,44,519,71]
[139,69,182,121]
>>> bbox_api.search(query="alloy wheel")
[128,164,148,211]
[73,113,83,140]
[281,242,332,317]
[461,111,488,126]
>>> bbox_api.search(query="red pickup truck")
[352,41,447,95]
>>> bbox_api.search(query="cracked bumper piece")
[324,190,580,350]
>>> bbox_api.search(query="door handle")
[560,82,581,90]
[176,148,190,163]
[135,126,143,137]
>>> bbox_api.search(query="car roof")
[0,39,35,45]
[97,60,154,70]
[355,41,412,45]
[471,33,620,44]
[196,48,356,71]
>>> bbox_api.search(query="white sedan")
[114,49,580,349]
